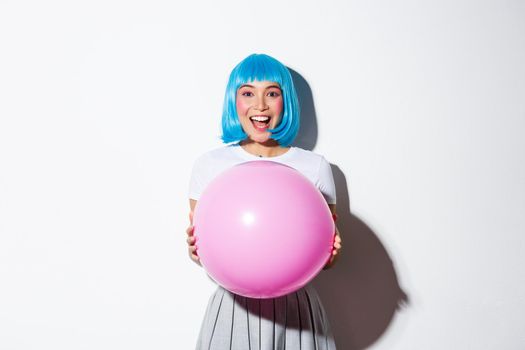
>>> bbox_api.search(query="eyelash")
[240,91,281,97]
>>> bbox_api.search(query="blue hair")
[220,54,300,147]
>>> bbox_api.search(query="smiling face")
[235,80,283,144]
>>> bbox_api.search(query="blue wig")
[220,54,300,147]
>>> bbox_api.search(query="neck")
[240,139,290,158]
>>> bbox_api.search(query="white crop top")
[189,144,336,205]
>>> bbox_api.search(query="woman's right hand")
[186,212,201,266]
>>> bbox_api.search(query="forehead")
[238,81,281,90]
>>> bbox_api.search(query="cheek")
[274,98,284,118]
[236,98,250,116]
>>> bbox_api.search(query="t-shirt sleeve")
[316,156,337,205]
[188,155,208,201]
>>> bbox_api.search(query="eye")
[267,91,281,97]
[240,91,254,97]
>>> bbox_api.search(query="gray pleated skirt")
[195,284,336,350]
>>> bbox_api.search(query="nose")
[255,95,268,111]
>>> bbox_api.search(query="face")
[236,80,283,144]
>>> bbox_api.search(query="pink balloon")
[193,161,335,298]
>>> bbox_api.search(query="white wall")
[1,0,524,349]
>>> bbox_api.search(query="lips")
[249,115,271,131]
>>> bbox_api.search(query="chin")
[248,133,272,144]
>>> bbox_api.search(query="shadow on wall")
[289,68,318,151]
[290,68,410,350]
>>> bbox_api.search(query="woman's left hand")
[324,229,342,269]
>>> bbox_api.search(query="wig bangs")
[232,56,285,89]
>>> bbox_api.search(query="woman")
[186,53,342,350]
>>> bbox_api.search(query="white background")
[1,0,524,349]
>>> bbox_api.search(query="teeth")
[250,116,270,122]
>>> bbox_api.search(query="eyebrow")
[239,84,281,90]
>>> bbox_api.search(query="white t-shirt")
[188,144,336,205]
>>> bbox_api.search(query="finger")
[334,242,341,249]
[335,235,341,243]
[328,255,336,265]
[189,249,200,260]
[186,225,194,236]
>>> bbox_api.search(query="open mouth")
[249,116,271,131]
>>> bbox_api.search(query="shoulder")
[288,147,336,204]
[189,145,239,200]
[194,145,232,159]
[190,144,245,182]
[291,147,330,167]
[192,145,237,167]
[281,147,333,181]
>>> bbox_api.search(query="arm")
[323,204,342,270]
[189,199,197,217]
